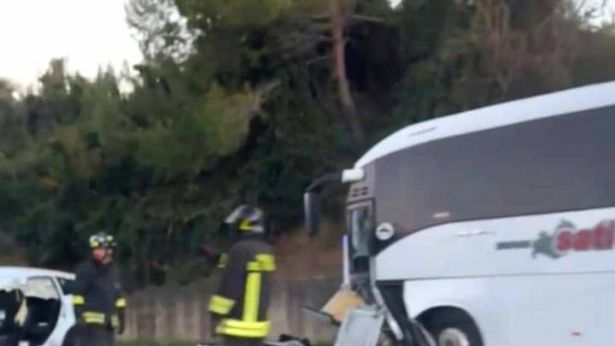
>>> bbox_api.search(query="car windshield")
[22,277,58,300]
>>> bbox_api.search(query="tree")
[1,0,615,285]
[331,0,364,144]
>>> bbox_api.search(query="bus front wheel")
[421,309,483,346]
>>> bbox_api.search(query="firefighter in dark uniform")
[208,205,276,346]
[71,232,126,346]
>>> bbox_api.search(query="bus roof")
[355,81,615,168]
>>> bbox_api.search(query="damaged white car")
[0,267,76,346]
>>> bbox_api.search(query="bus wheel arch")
[417,306,483,346]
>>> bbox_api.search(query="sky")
[0,0,142,90]
[0,0,612,90]
[388,0,615,16]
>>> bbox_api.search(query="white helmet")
[224,205,265,234]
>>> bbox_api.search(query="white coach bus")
[305,81,615,346]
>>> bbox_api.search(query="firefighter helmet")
[89,232,116,249]
[224,205,265,234]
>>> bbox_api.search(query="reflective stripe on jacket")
[208,237,275,339]
[71,260,126,329]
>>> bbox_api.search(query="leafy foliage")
[0,0,614,285]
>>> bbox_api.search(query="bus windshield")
[349,205,372,260]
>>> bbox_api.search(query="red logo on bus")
[555,220,615,253]
[496,220,615,259]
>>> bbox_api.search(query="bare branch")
[250,81,281,115]
[304,55,332,66]
[309,13,330,21]
[308,22,334,32]
[575,0,588,14]
[350,14,387,24]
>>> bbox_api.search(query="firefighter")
[71,232,126,346]
[208,205,276,346]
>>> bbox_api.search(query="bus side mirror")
[304,192,321,237]
[304,171,344,238]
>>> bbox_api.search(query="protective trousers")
[74,325,114,346]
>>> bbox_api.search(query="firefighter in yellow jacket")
[208,205,275,346]
[71,232,126,346]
